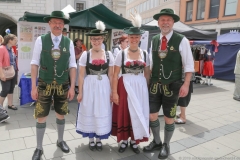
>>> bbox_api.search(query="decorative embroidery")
[89,68,108,80]
[57,84,64,95]
[150,83,158,94]
[125,60,146,67]
[92,59,105,66]
[33,102,44,119]
[61,102,68,114]
[43,84,51,96]
[162,85,173,97]
[124,67,143,75]
[170,104,177,117]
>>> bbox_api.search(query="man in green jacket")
[30,11,76,160]
[143,8,194,159]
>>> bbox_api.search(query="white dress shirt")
[31,33,77,69]
[113,45,122,59]
[149,30,194,73]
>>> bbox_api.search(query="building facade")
[126,0,180,24]
[0,0,126,35]
[179,0,240,35]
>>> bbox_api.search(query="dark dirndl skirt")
[203,61,214,76]
[111,77,148,144]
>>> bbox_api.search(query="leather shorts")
[34,79,69,119]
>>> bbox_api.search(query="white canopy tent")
[61,4,76,13]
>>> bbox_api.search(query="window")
[225,0,238,16]
[209,0,220,18]
[0,0,21,2]
[143,2,147,12]
[197,0,205,19]
[186,1,193,21]
[76,2,85,11]
[148,0,151,10]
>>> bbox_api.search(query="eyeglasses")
[90,38,103,42]
[50,21,64,26]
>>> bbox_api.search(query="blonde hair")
[0,35,4,44]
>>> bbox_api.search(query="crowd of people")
[0,8,196,160]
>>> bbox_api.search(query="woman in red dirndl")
[111,16,150,154]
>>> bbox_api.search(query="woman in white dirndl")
[76,21,114,152]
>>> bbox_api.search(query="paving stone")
[169,141,187,154]
[176,137,199,148]
[0,121,20,131]
[0,138,26,153]
[61,152,93,160]
[0,130,10,141]
[212,127,232,135]
[13,147,46,160]
[219,125,239,133]
[119,153,150,160]
[9,127,34,139]
[0,152,13,160]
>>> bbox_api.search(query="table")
[18,74,35,105]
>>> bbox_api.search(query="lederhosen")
[149,32,184,118]
[34,34,70,118]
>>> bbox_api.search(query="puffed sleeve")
[114,50,123,67]
[79,51,88,66]
[144,50,150,67]
[108,51,115,66]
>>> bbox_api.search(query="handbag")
[2,65,15,80]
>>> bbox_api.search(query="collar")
[160,30,173,41]
[51,33,62,41]
[6,45,12,50]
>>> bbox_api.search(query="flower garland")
[125,60,146,67]
[92,59,105,65]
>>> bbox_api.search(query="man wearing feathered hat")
[30,10,76,160]
[143,8,194,159]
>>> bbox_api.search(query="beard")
[160,25,172,35]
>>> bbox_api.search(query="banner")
[17,21,68,79]
[110,29,149,52]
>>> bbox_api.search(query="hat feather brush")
[130,9,142,28]
[95,21,106,32]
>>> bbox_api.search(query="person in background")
[0,35,4,45]
[175,70,195,124]
[233,50,240,101]
[0,104,10,123]
[30,11,76,160]
[76,21,114,152]
[62,27,69,37]
[74,38,87,94]
[112,35,128,58]
[0,34,18,112]
[143,8,194,159]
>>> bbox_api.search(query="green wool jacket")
[151,32,184,84]
[39,33,70,84]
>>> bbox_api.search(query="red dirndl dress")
[203,61,214,76]
[111,77,148,144]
